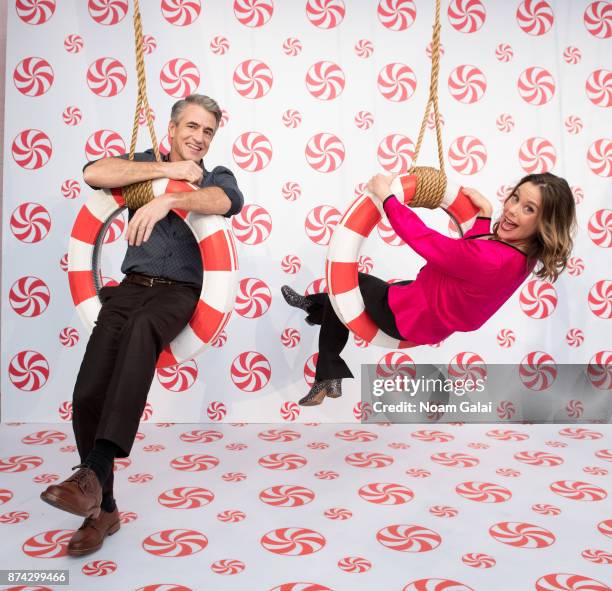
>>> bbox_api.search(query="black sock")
[101,492,117,513]
[84,439,121,487]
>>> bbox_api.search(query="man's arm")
[126,167,244,246]
[83,157,203,189]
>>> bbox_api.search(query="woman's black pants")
[305,273,408,380]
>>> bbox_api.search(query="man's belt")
[123,273,185,287]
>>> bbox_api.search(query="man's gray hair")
[170,94,222,128]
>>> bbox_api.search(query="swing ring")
[325,172,480,348]
[68,178,239,368]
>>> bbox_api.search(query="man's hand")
[462,187,492,217]
[126,195,173,246]
[367,173,398,202]
[164,160,203,185]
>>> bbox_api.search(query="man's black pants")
[305,273,410,381]
[72,280,199,499]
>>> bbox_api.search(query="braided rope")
[123,0,158,209]
[408,0,446,210]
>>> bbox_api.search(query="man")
[40,94,243,556]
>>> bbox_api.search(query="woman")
[282,172,577,406]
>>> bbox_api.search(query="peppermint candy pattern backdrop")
[2,0,611,423]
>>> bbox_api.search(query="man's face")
[168,104,217,162]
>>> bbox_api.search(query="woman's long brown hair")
[492,173,577,283]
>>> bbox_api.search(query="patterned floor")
[0,422,610,591]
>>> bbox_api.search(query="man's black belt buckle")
[126,273,175,287]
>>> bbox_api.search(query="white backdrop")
[2,0,610,424]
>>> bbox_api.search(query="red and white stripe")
[326,172,478,347]
[68,178,238,368]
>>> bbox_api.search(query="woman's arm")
[383,195,491,281]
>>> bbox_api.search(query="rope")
[408,0,446,210]
[122,0,158,209]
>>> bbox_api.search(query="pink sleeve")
[383,195,495,281]
[463,217,491,238]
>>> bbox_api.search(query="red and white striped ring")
[68,179,238,367]
[326,173,479,347]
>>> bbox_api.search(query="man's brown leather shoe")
[40,464,102,518]
[67,508,120,557]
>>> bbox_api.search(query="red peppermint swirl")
[282,181,301,201]
[377,134,415,173]
[587,138,612,177]
[519,351,557,390]
[565,328,584,347]
[282,37,302,56]
[282,109,302,128]
[9,351,49,391]
[520,279,557,318]
[88,0,127,24]
[563,45,582,64]
[13,57,54,96]
[158,486,214,509]
[281,255,301,274]
[448,0,486,32]
[587,351,612,390]
[9,276,50,317]
[231,203,272,244]
[518,67,555,105]
[160,58,200,97]
[12,129,52,170]
[62,106,82,126]
[82,560,117,576]
[448,136,487,174]
[22,529,72,558]
[305,205,341,245]
[16,0,56,24]
[85,129,125,161]
[516,0,554,35]
[354,39,374,58]
[156,360,198,392]
[235,278,272,318]
[231,351,271,391]
[489,521,555,548]
[377,524,441,552]
[161,0,201,26]
[234,0,273,27]
[588,209,612,247]
[232,132,273,172]
[495,43,514,62]
[354,110,374,129]
[448,65,486,103]
[64,34,84,53]
[207,401,227,421]
[583,1,612,39]
[378,63,417,102]
[306,61,345,100]
[588,280,611,318]
[142,529,208,557]
[306,0,345,29]
[519,137,556,173]
[87,57,127,97]
[564,115,583,134]
[210,35,229,55]
[234,59,273,99]
[586,69,612,107]
[378,0,416,31]
[259,485,315,507]
[59,326,79,347]
[358,482,414,505]
[305,133,345,172]
[281,328,301,348]
[261,527,326,555]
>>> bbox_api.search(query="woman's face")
[497,181,542,245]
